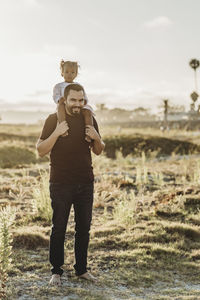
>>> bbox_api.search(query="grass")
[32,170,52,223]
[112,190,137,226]
[0,206,16,299]
[1,124,200,298]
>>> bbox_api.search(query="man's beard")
[70,107,81,115]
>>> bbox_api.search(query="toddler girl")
[53,60,93,141]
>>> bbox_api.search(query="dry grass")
[1,124,200,298]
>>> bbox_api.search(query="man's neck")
[65,107,82,117]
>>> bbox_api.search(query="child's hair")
[60,60,79,77]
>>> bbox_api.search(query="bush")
[12,231,49,249]
[103,135,200,158]
[0,146,37,168]
[112,190,137,226]
[0,206,16,299]
[32,171,52,224]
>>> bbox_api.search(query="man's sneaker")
[49,274,61,286]
[78,272,97,282]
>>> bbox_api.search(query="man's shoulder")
[39,113,57,140]
[45,113,57,124]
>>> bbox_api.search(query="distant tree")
[163,99,168,129]
[132,107,150,115]
[95,103,108,111]
[189,58,199,92]
[168,105,185,113]
[110,108,127,114]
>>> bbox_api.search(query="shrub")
[0,206,16,299]
[0,146,36,168]
[113,190,137,226]
[103,135,200,158]
[32,171,52,224]
[12,231,49,249]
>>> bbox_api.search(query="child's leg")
[57,98,68,136]
[57,97,66,123]
[82,109,93,126]
[82,109,93,142]
[57,102,66,123]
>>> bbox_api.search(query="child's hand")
[55,121,69,137]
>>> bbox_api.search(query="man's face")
[64,89,85,115]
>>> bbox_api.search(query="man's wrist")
[52,130,60,139]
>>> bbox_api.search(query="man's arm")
[85,125,105,155]
[36,121,69,157]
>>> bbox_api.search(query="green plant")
[32,170,52,223]
[0,146,36,168]
[0,206,16,299]
[113,190,137,226]
[103,134,200,158]
[191,160,200,184]
[152,172,164,186]
[136,152,148,186]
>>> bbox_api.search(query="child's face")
[63,64,77,82]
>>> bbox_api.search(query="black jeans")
[49,182,94,276]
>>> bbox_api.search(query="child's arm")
[82,105,94,142]
[57,99,66,124]
[82,107,93,126]
[81,88,94,142]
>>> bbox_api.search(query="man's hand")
[58,97,65,104]
[36,121,69,157]
[85,125,100,141]
[85,125,105,155]
[55,121,69,137]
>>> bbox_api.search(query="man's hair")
[64,84,84,100]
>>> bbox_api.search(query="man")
[36,84,105,286]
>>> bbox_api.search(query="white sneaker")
[49,274,61,286]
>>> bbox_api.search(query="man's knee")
[75,223,91,236]
[51,224,67,237]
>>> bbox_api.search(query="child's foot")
[49,274,61,286]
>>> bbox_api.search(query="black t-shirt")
[40,112,100,184]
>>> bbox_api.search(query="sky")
[0,0,200,113]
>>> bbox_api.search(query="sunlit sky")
[0,0,200,112]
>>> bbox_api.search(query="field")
[1,123,200,299]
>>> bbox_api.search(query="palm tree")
[163,99,168,130]
[189,58,200,92]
